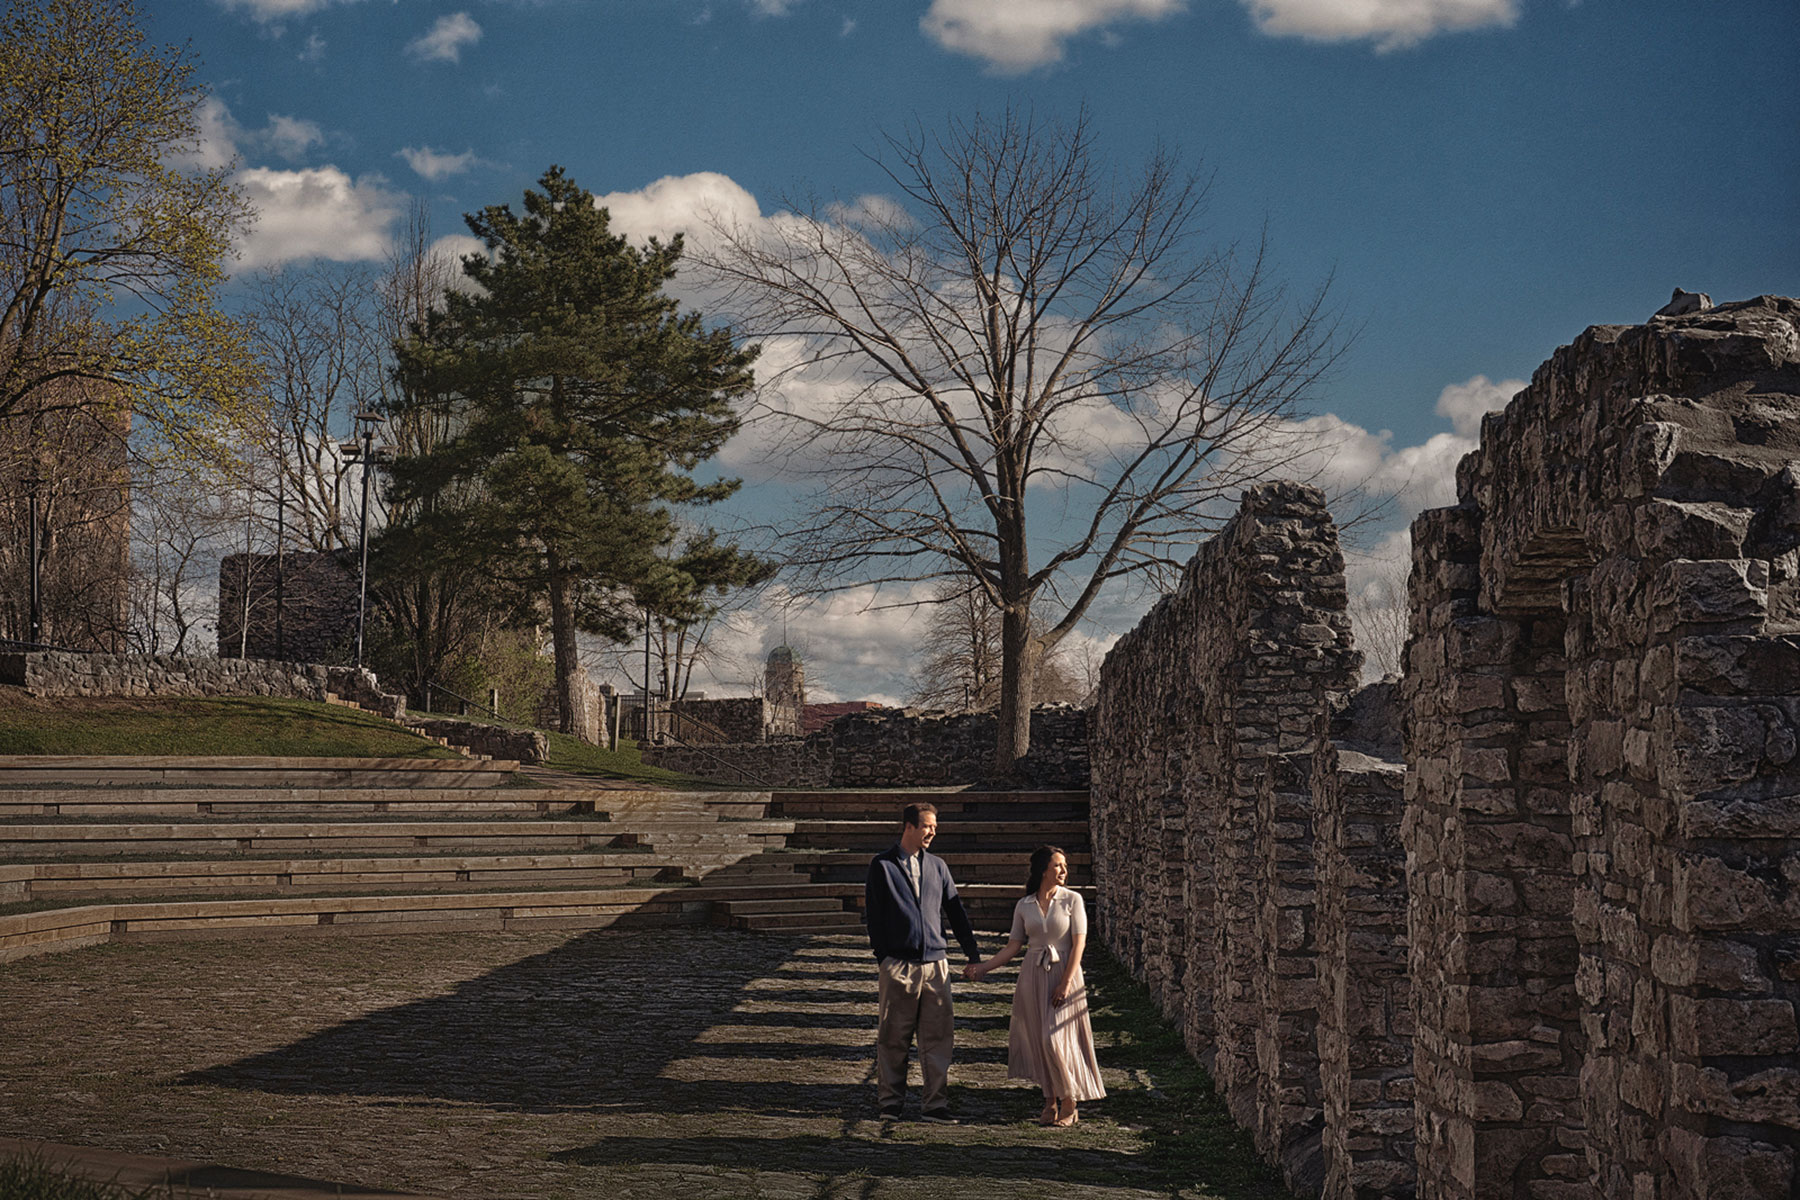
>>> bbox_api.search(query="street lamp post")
[24,471,41,646]
[341,412,386,669]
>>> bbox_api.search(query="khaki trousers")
[875,957,954,1111]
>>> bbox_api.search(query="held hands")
[962,963,984,982]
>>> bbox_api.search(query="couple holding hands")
[865,802,1105,1128]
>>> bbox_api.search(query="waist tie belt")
[1028,946,1061,973]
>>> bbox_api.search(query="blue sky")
[152,0,1798,702]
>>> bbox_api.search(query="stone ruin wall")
[1406,296,1800,1200]
[0,649,404,718]
[1089,296,1800,1199]
[643,704,1090,790]
[218,550,360,663]
[1089,480,1364,1190]
[669,696,777,743]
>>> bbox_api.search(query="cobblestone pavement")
[0,928,1289,1199]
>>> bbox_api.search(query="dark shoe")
[920,1109,958,1125]
[878,1105,903,1120]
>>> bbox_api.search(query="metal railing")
[422,680,507,723]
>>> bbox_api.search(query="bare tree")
[907,579,1081,712]
[0,375,131,648]
[240,262,388,552]
[365,203,500,706]
[703,108,1345,769]
[1347,550,1409,681]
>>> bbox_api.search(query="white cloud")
[595,172,767,250]
[1434,373,1522,437]
[235,167,406,269]
[1241,0,1518,50]
[921,0,1184,72]
[214,0,336,19]
[397,146,482,181]
[186,97,240,171]
[408,13,483,63]
[750,0,799,13]
[185,100,326,168]
[264,114,325,161]
[299,33,327,61]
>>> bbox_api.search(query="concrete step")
[782,819,1089,851]
[770,790,1088,819]
[0,819,793,858]
[733,910,863,932]
[3,851,759,899]
[713,897,846,916]
[0,785,758,816]
[0,757,519,789]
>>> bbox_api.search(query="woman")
[964,845,1105,1126]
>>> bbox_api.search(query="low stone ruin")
[1090,295,1800,1199]
[643,703,1090,789]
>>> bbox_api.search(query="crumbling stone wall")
[1090,481,1363,1189]
[1313,716,1413,1198]
[218,550,359,663]
[669,697,775,743]
[643,704,1090,789]
[1087,290,1800,1200]
[1405,295,1800,1199]
[0,650,403,720]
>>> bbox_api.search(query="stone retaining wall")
[1088,296,1800,1199]
[0,650,405,719]
[643,704,1090,790]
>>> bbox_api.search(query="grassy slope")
[0,690,722,785]
[540,729,741,787]
[0,693,460,758]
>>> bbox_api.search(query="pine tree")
[390,167,756,733]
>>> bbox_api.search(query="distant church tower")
[764,645,805,738]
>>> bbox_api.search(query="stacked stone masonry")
[1405,295,1800,1200]
[0,651,403,720]
[1090,481,1363,1195]
[1089,296,1800,1199]
[643,705,1090,790]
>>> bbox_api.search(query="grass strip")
[1074,947,1293,1197]
[0,696,461,759]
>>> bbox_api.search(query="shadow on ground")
[181,928,1290,1198]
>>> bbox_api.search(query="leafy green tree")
[391,167,757,733]
[0,0,257,451]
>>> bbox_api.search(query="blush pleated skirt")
[1006,949,1106,1101]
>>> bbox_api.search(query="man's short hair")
[901,802,939,827]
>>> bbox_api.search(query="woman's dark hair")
[1025,845,1067,895]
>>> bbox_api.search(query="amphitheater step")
[0,757,520,789]
[713,897,846,916]
[782,818,1089,851]
[732,909,864,932]
[769,790,1089,820]
[0,787,768,820]
[0,819,795,858]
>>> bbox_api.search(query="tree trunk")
[994,601,1036,774]
[546,552,579,736]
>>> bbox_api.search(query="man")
[864,801,981,1123]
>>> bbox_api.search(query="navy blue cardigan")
[865,843,981,964]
